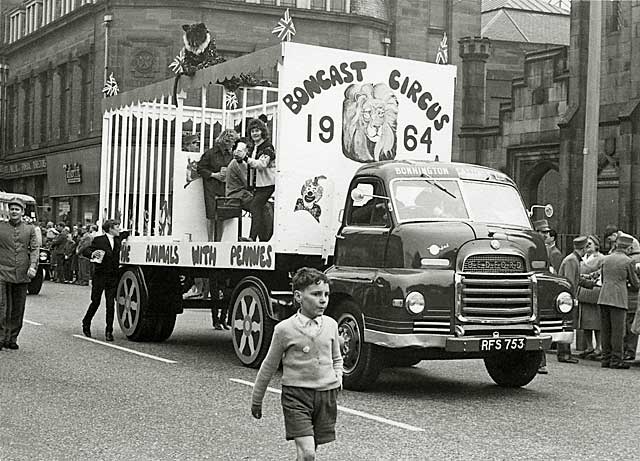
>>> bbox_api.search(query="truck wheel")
[231,277,274,368]
[484,350,543,388]
[27,267,45,295]
[335,301,382,391]
[116,269,176,342]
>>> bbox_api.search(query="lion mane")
[342,83,398,163]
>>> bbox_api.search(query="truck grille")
[463,254,526,274]
[459,273,533,321]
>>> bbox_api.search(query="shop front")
[47,147,100,227]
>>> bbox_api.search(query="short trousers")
[281,385,338,445]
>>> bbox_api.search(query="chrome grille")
[463,254,526,274]
[459,273,533,321]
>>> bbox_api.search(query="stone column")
[458,36,491,164]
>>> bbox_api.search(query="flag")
[169,49,185,75]
[272,8,296,42]
[225,90,238,109]
[435,32,448,65]
[102,73,119,97]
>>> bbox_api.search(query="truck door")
[335,178,391,269]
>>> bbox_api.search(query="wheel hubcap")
[232,286,264,364]
[339,316,361,374]
[117,272,140,335]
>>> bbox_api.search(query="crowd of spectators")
[41,221,99,285]
[534,221,640,372]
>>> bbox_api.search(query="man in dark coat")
[598,232,640,369]
[0,197,40,350]
[557,236,589,364]
[533,219,562,273]
[50,222,67,282]
[81,219,123,341]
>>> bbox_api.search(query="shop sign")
[64,163,82,184]
[0,158,47,176]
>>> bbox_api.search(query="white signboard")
[121,240,275,270]
[274,42,456,255]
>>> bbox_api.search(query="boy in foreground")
[251,267,343,461]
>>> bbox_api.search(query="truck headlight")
[39,252,48,261]
[556,292,573,314]
[406,291,425,314]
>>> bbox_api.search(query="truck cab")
[326,161,573,389]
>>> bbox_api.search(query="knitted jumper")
[252,315,343,407]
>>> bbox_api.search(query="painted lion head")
[342,83,398,163]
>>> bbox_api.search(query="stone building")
[461,0,640,237]
[0,0,481,226]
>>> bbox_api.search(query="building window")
[7,84,15,149]
[279,0,297,7]
[329,0,346,12]
[25,1,42,35]
[9,10,25,43]
[429,0,446,29]
[311,0,326,9]
[607,0,624,33]
[40,72,50,143]
[23,80,33,146]
[59,64,69,139]
[80,56,92,134]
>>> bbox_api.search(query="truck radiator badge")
[490,239,500,250]
[428,243,449,256]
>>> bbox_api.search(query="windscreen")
[392,179,468,221]
[391,179,530,227]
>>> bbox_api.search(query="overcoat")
[0,220,39,284]
[558,251,582,296]
[197,143,233,219]
[597,250,640,309]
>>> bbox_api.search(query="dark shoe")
[0,343,3,351]
[82,324,92,338]
[586,352,602,361]
[601,361,611,368]
[105,332,114,342]
[558,356,579,364]
[222,323,231,330]
[623,353,636,361]
[6,343,19,350]
[214,324,222,330]
[610,362,630,369]
[537,366,549,375]
[578,350,594,359]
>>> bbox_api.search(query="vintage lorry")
[101,42,574,389]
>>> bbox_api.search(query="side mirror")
[544,204,554,218]
[350,188,366,202]
[528,203,554,218]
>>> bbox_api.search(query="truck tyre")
[231,277,274,368]
[116,268,177,342]
[335,301,382,391]
[27,266,45,295]
[484,350,542,388]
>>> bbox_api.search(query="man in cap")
[0,197,40,350]
[533,219,563,273]
[556,236,589,364]
[597,232,640,369]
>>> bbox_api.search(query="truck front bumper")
[364,329,552,351]
[445,335,552,353]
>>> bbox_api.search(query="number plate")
[480,337,526,352]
